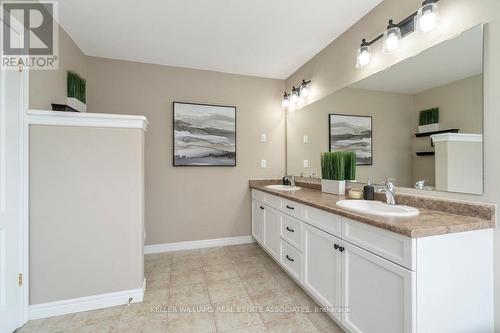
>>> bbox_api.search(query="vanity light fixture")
[356,0,440,67]
[416,0,440,33]
[300,79,311,98]
[281,92,290,108]
[383,20,402,53]
[356,39,371,68]
[281,80,312,108]
[290,86,300,103]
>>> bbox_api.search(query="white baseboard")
[144,235,255,254]
[29,278,146,320]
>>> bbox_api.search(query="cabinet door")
[303,224,342,321]
[263,207,281,260]
[252,200,265,244]
[342,242,415,333]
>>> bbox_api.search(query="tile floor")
[17,243,345,333]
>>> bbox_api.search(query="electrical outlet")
[261,160,267,168]
[260,133,267,143]
[303,135,309,144]
[303,160,309,168]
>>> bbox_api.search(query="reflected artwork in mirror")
[287,24,483,195]
[329,114,373,165]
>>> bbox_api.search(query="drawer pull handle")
[286,205,295,210]
[260,206,264,210]
[286,227,295,233]
[338,246,345,252]
[286,255,295,262]
[334,244,339,250]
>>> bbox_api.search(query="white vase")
[67,97,87,112]
[321,179,346,195]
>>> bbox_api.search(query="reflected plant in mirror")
[287,25,484,195]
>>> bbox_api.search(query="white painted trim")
[431,133,483,143]
[29,278,146,320]
[26,110,149,131]
[144,236,255,254]
[20,55,30,327]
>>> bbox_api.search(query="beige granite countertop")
[249,180,495,238]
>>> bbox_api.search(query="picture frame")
[173,102,236,166]
[329,114,373,166]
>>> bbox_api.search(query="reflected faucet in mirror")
[415,180,433,190]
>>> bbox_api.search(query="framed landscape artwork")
[329,114,373,165]
[173,102,236,166]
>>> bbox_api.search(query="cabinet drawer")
[281,199,303,219]
[280,240,303,282]
[280,215,303,252]
[303,205,342,238]
[252,189,282,210]
[342,217,415,270]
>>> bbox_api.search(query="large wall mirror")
[287,25,483,195]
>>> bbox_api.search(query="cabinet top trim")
[27,110,149,131]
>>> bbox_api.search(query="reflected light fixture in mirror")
[290,86,300,104]
[416,0,440,33]
[281,92,290,108]
[356,39,371,68]
[281,79,312,109]
[300,79,311,98]
[383,19,402,53]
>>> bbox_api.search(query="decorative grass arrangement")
[321,151,356,181]
[419,107,439,126]
[67,71,86,104]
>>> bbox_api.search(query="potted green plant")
[321,151,356,195]
[418,107,439,133]
[66,71,87,112]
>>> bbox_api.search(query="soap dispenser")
[363,179,375,200]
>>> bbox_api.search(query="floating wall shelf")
[414,129,459,137]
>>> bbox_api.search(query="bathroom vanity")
[249,180,495,333]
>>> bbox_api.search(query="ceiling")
[57,0,382,79]
[351,25,483,94]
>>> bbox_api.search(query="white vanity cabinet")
[303,223,342,322]
[341,241,415,333]
[251,201,265,244]
[263,206,281,260]
[251,189,493,333]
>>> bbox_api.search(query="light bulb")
[300,86,309,98]
[281,93,290,108]
[299,80,310,98]
[290,86,300,104]
[356,43,371,68]
[383,23,402,54]
[385,34,399,51]
[416,2,440,33]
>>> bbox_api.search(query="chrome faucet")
[288,175,296,187]
[376,178,396,205]
[415,180,433,191]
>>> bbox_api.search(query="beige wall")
[30,125,144,304]
[287,87,414,186]
[285,0,500,327]
[86,57,286,245]
[413,74,483,134]
[29,25,87,110]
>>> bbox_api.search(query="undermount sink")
[336,200,419,218]
[265,184,301,191]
